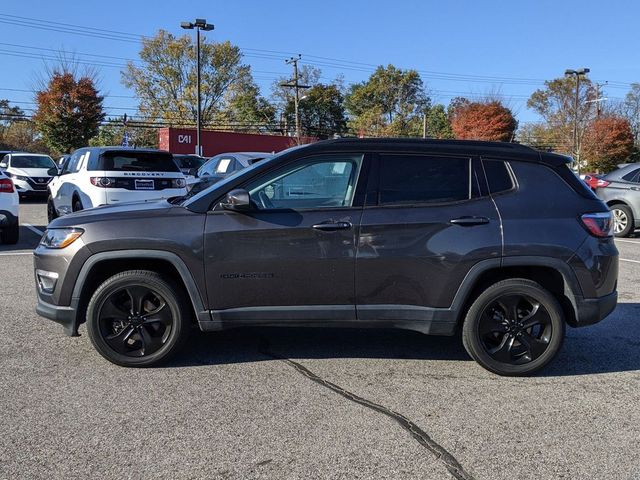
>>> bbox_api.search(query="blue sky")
[0,0,637,124]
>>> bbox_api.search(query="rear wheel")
[86,270,191,367]
[47,196,58,223]
[0,221,19,244]
[462,279,565,376]
[611,204,634,237]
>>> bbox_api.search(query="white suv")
[0,170,19,244]
[47,147,187,222]
[0,152,57,197]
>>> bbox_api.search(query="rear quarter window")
[482,159,514,194]
[621,168,640,182]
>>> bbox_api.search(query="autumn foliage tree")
[34,69,104,153]
[450,99,517,142]
[581,116,634,172]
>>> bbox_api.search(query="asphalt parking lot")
[1,200,640,480]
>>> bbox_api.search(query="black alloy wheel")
[47,196,58,223]
[86,270,190,367]
[462,279,565,376]
[478,294,552,365]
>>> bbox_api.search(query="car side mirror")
[188,168,199,177]
[47,167,60,177]
[221,189,251,211]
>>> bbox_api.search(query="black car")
[33,139,618,375]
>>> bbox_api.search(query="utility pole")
[565,68,590,174]
[281,55,310,139]
[422,112,427,138]
[587,81,608,117]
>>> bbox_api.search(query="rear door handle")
[449,216,490,226]
[312,221,353,231]
[631,187,640,191]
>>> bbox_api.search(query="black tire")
[611,204,634,237]
[0,222,19,244]
[462,279,565,376]
[72,196,83,212]
[47,196,58,223]
[86,270,191,367]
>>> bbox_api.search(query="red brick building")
[158,128,316,157]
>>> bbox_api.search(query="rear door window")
[95,151,180,172]
[378,154,471,205]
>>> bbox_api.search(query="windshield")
[174,156,205,169]
[95,151,180,172]
[11,155,55,169]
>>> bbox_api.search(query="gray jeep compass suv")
[33,139,618,375]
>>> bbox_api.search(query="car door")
[355,153,502,329]
[203,153,368,323]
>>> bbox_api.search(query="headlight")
[40,228,84,249]
[8,172,28,181]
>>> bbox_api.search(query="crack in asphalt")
[260,344,475,480]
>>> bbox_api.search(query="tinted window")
[246,155,363,210]
[379,155,470,205]
[95,151,179,172]
[483,160,514,194]
[622,168,640,182]
[173,155,205,170]
[11,155,55,169]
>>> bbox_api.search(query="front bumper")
[570,290,618,327]
[36,297,79,336]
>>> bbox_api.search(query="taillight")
[595,179,610,188]
[0,178,14,193]
[90,177,115,188]
[581,212,613,238]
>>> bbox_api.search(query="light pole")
[181,18,214,156]
[565,67,590,174]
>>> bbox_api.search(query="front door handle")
[312,221,353,231]
[449,216,490,226]
[631,186,640,191]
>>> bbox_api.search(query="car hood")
[10,167,52,177]
[48,199,175,228]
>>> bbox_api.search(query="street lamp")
[181,18,214,156]
[565,67,590,174]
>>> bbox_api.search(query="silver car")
[596,163,640,237]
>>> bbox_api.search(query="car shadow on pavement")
[166,303,640,376]
[168,327,471,368]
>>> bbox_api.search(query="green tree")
[89,118,158,148]
[122,30,257,127]
[425,104,453,139]
[217,73,276,132]
[345,65,429,137]
[284,84,347,138]
[527,76,596,155]
[33,69,104,154]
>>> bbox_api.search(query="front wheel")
[86,270,191,367]
[47,196,58,223]
[462,279,565,376]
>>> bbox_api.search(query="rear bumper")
[35,297,79,336]
[570,290,618,327]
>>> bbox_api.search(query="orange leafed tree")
[33,70,104,154]
[450,100,517,142]
[582,116,634,172]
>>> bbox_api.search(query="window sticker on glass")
[216,158,233,174]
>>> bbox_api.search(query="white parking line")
[0,251,32,256]
[615,239,640,245]
[620,258,640,264]
[22,224,44,236]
